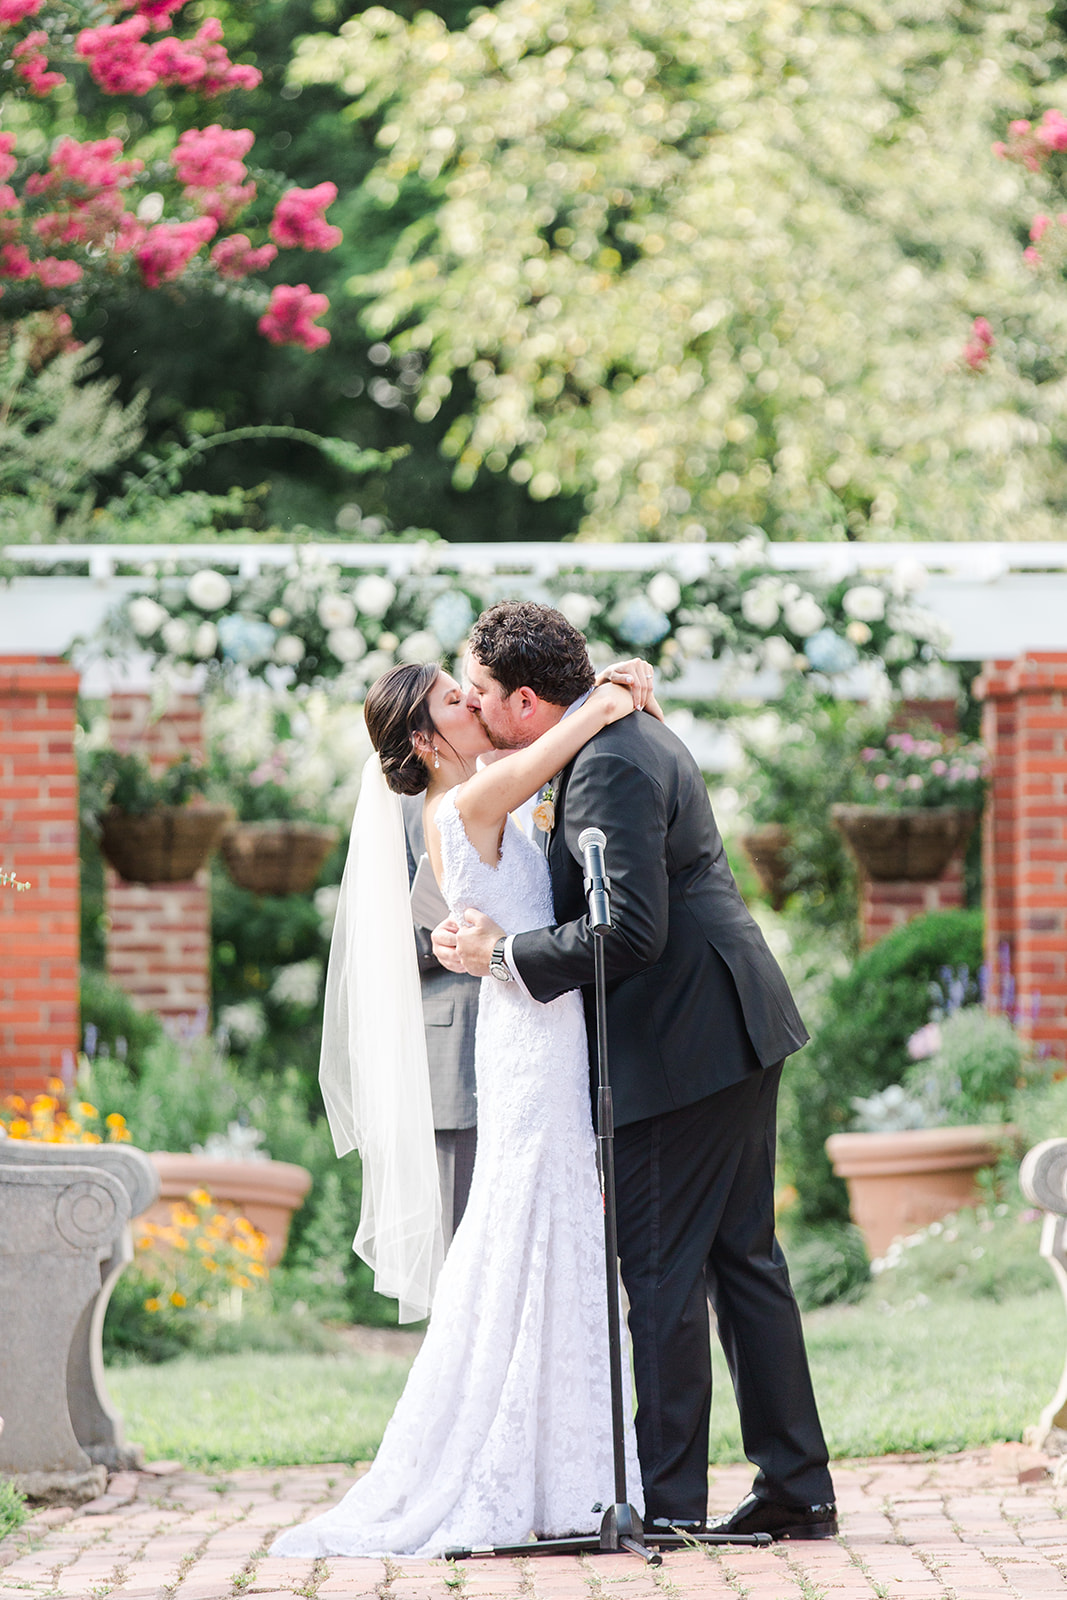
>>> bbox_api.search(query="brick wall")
[977,654,1067,1064]
[859,855,966,949]
[105,692,212,1026]
[0,658,80,1097]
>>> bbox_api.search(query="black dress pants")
[613,1064,833,1522]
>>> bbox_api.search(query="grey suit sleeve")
[512,750,669,1004]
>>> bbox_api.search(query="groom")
[432,600,836,1540]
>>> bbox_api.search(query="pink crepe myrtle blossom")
[76,15,158,95]
[210,233,277,279]
[35,256,83,288]
[171,128,258,224]
[147,19,261,95]
[994,109,1067,171]
[130,0,189,27]
[135,215,216,287]
[0,134,16,185]
[171,125,254,189]
[258,282,331,349]
[0,243,34,279]
[26,136,144,198]
[963,315,994,371]
[0,0,41,25]
[269,183,342,252]
[13,30,64,94]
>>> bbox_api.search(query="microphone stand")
[444,831,770,1567]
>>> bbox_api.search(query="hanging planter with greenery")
[831,726,987,883]
[81,750,234,885]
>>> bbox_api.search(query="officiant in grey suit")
[400,793,478,1246]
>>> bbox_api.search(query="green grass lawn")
[107,1288,1064,1471]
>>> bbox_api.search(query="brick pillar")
[0,658,80,1097]
[976,654,1067,1065]
[105,692,211,1027]
[976,661,1018,1018]
[858,700,966,949]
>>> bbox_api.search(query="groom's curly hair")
[468,602,595,705]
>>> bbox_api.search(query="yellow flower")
[203,1259,219,1274]
[169,1291,187,1308]
[8,1119,29,1139]
[46,1078,65,1096]
[188,1188,213,1208]
[143,1298,161,1313]
[6,1095,26,1112]
[247,1262,267,1279]
[77,1102,98,1119]
[233,1274,252,1290]
[105,1113,127,1130]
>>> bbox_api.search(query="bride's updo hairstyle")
[364,662,440,796]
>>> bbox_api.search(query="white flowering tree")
[289,0,1067,543]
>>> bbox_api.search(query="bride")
[270,655,660,1560]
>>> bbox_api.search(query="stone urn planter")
[99,803,234,885]
[219,820,339,896]
[144,1153,312,1266]
[739,823,793,911]
[825,1124,1016,1259]
[831,804,978,882]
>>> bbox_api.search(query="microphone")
[578,826,612,931]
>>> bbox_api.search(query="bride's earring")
[433,746,440,769]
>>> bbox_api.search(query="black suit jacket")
[511,712,808,1127]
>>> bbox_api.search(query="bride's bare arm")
[456,682,635,838]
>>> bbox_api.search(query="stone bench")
[0,1135,159,1503]
[1020,1137,1067,1455]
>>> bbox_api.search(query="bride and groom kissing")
[272,599,836,1561]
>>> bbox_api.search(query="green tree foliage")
[291,0,1067,541]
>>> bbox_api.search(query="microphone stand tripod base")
[442,1507,773,1564]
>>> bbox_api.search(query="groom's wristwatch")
[489,937,513,982]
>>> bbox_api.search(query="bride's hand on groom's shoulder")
[595,657,665,722]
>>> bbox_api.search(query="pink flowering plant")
[965,106,1067,361]
[852,726,988,812]
[0,0,341,351]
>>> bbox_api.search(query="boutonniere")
[532,784,555,833]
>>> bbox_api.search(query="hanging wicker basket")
[831,804,978,882]
[739,823,793,911]
[99,804,235,885]
[219,820,339,896]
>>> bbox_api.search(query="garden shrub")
[79,967,164,1073]
[781,1222,870,1311]
[868,1203,1050,1304]
[779,908,985,1225]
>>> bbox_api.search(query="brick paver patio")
[1,1444,1065,1599]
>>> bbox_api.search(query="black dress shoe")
[706,1492,838,1541]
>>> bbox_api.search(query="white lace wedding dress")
[271,791,641,1560]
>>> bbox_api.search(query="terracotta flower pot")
[99,804,234,885]
[219,820,339,896]
[740,823,793,911]
[825,1124,1015,1259]
[831,804,978,882]
[143,1153,313,1266]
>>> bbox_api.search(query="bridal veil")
[319,751,444,1322]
